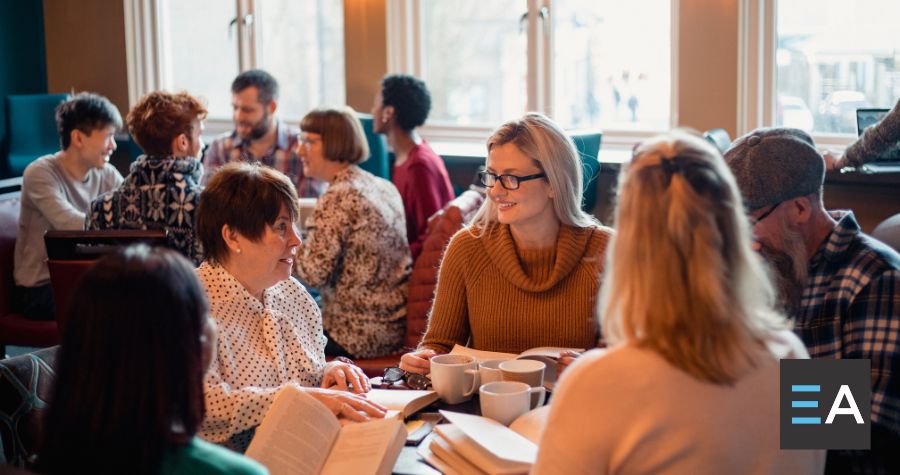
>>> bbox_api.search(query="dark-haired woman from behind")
[38,245,266,475]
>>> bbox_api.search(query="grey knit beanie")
[724,127,824,211]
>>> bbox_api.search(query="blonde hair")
[300,106,369,164]
[470,113,599,231]
[599,130,789,384]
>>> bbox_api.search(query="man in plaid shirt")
[201,69,325,197]
[727,127,900,474]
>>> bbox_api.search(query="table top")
[392,397,481,475]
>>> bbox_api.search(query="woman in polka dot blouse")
[194,162,384,451]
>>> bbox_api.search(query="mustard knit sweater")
[420,223,614,354]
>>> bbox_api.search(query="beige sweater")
[420,223,613,354]
[534,330,825,475]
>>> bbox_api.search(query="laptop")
[855,108,900,172]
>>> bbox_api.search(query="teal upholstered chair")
[570,131,603,212]
[356,113,391,179]
[5,94,70,177]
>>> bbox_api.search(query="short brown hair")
[196,162,299,264]
[300,107,369,164]
[127,91,207,156]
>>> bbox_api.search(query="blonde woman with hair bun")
[534,131,823,475]
[400,113,613,375]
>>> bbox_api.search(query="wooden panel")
[343,0,387,113]
[42,0,129,118]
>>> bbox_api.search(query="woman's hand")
[321,361,371,394]
[557,350,583,377]
[399,348,437,375]
[304,387,387,422]
[822,150,846,172]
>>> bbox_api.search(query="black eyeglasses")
[478,171,546,190]
[749,202,782,226]
[382,367,431,390]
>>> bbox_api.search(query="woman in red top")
[372,74,455,260]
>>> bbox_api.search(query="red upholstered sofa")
[352,188,485,377]
[0,196,60,357]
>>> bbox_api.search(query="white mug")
[479,359,505,385]
[480,381,546,425]
[430,354,480,404]
[499,359,545,388]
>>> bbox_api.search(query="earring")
[236,247,242,254]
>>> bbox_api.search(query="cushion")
[0,347,58,469]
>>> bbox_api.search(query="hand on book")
[556,350,582,377]
[400,348,438,375]
[304,387,388,422]
[322,360,371,394]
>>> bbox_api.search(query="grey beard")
[758,232,809,319]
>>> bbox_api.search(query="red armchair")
[0,197,59,357]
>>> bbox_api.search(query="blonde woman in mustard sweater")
[534,131,823,474]
[400,113,614,375]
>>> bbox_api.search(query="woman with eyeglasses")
[533,131,822,474]
[294,106,411,359]
[400,113,614,375]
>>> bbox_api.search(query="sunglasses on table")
[381,366,431,390]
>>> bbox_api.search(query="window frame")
[385,0,679,149]
[124,0,344,138]
[738,0,857,149]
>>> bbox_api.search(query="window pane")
[255,0,345,121]
[552,1,671,131]
[776,0,900,134]
[422,0,526,126]
[160,0,238,120]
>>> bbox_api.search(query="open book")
[365,388,439,420]
[245,387,406,475]
[448,344,585,386]
[424,408,550,475]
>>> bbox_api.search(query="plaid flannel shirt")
[201,120,326,198]
[797,210,900,474]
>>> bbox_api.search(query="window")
[392,0,673,140]
[775,0,900,135]
[127,0,345,128]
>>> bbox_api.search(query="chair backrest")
[44,229,168,330]
[872,213,900,253]
[5,94,70,176]
[356,113,391,179]
[0,197,20,318]
[570,131,603,212]
[703,128,732,154]
[405,188,485,348]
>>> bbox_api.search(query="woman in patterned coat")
[294,107,411,359]
[195,162,383,451]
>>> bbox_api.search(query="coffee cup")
[479,359,505,385]
[499,359,546,407]
[480,381,546,425]
[430,354,480,404]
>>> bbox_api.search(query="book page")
[517,346,584,359]
[366,389,439,419]
[245,387,340,475]
[322,418,405,475]
[434,424,529,475]
[449,344,517,363]
[429,428,489,475]
[440,411,537,465]
[508,405,550,444]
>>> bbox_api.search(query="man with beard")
[202,69,325,197]
[726,127,900,475]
